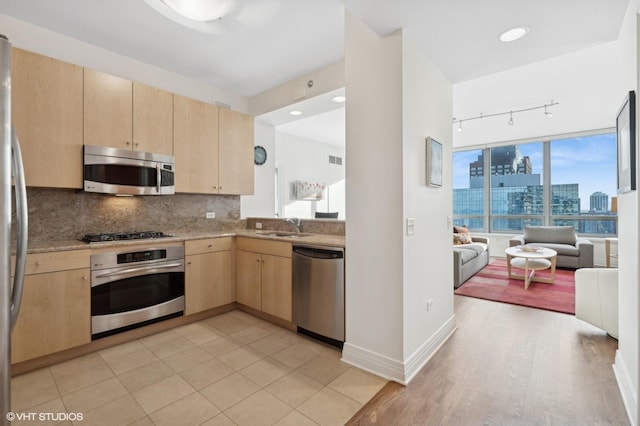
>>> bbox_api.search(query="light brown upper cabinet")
[174,95,254,195]
[218,108,254,195]
[174,94,219,193]
[11,48,84,189]
[84,69,173,155]
[133,83,173,155]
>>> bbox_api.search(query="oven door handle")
[95,263,183,280]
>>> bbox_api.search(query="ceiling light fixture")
[161,0,232,22]
[331,95,346,103]
[289,110,302,116]
[452,100,558,131]
[499,26,529,42]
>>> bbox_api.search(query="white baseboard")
[614,349,637,426]
[341,315,457,385]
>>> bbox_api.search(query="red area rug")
[454,258,576,314]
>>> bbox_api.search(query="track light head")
[508,112,514,125]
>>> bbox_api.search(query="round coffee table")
[505,246,557,290]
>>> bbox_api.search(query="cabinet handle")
[207,244,212,248]
[35,261,41,267]
[83,276,88,280]
[219,186,223,190]
[134,142,139,147]
[125,141,130,146]
[187,261,192,265]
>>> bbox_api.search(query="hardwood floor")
[347,295,629,425]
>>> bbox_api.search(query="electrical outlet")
[427,299,434,311]
[256,222,262,229]
[205,212,216,219]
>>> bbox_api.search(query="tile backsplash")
[16,188,242,242]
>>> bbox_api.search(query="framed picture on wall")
[617,90,636,193]
[426,137,443,187]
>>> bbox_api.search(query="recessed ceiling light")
[331,95,346,103]
[289,110,302,116]
[499,26,529,42]
[161,0,232,22]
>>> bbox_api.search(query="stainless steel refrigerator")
[0,35,29,425]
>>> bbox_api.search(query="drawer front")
[236,237,291,258]
[185,237,232,255]
[12,249,91,276]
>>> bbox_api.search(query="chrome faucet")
[285,217,301,233]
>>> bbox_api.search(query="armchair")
[575,268,618,338]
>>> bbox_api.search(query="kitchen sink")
[256,231,311,238]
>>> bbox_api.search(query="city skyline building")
[454,145,615,234]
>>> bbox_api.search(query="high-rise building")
[590,191,609,212]
[469,145,532,178]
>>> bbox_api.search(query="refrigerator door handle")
[10,127,27,331]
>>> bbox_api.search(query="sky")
[453,132,617,211]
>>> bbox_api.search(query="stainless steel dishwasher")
[292,244,345,346]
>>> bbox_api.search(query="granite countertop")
[21,229,345,254]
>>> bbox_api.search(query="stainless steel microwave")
[83,145,175,195]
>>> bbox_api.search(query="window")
[452,131,617,236]
[453,149,483,230]
[550,134,617,235]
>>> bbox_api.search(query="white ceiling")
[0,0,630,147]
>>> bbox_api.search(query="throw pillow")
[453,225,470,235]
[453,232,473,245]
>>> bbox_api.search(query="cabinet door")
[133,83,173,155]
[11,48,83,189]
[84,69,133,149]
[261,254,292,321]
[218,108,254,195]
[11,268,91,363]
[185,251,232,315]
[235,250,262,311]
[174,95,219,193]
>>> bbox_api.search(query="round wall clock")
[254,145,267,165]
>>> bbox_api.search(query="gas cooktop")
[81,231,171,243]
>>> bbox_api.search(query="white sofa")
[575,268,618,338]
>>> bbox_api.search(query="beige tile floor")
[10,310,387,425]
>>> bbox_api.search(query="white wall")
[0,14,248,112]
[613,4,640,425]
[275,133,345,219]
[401,35,455,366]
[343,13,405,374]
[453,43,619,148]
[342,12,455,384]
[240,121,277,218]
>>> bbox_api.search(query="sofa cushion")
[525,242,579,257]
[454,246,479,264]
[524,225,576,245]
[453,243,487,264]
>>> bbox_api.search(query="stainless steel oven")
[90,244,185,340]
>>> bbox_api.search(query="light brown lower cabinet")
[11,250,91,364]
[235,238,292,321]
[185,238,233,315]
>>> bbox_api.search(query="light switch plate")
[205,212,216,219]
[406,218,415,236]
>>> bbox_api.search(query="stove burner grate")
[81,231,170,243]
